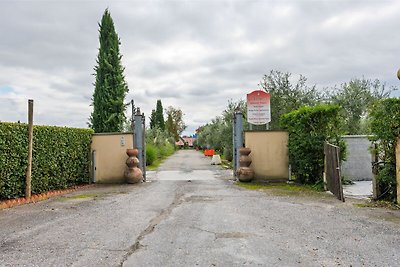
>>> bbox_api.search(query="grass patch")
[236,181,325,197]
[146,150,176,171]
[354,201,400,210]
[147,159,163,171]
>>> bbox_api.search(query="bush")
[280,104,345,184]
[223,146,233,161]
[369,98,400,201]
[162,143,175,157]
[146,144,157,166]
[0,122,93,199]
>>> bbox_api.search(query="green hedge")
[280,104,345,185]
[369,98,400,201]
[0,122,93,199]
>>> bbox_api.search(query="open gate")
[324,142,345,202]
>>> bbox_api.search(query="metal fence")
[324,142,345,202]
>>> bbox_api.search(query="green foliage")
[165,106,186,141]
[90,9,129,133]
[280,104,345,184]
[145,127,175,167]
[0,122,93,200]
[223,146,233,161]
[145,144,157,166]
[369,98,400,201]
[155,100,165,130]
[159,142,175,158]
[260,70,321,130]
[149,109,156,129]
[328,78,396,134]
[196,99,246,158]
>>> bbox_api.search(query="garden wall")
[341,135,373,181]
[0,122,93,200]
[244,131,289,181]
[91,132,133,183]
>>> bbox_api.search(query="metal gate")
[233,110,243,177]
[324,142,345,202]
[133,106,146,181]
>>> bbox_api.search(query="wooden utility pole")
[25,99,33,198]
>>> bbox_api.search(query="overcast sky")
[1,0,399,135]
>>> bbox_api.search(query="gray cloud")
[1,0,399,135]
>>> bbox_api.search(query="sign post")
[246,90,271,128]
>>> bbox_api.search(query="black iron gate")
[324,142,345,202]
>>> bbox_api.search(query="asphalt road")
[1,150,399,266]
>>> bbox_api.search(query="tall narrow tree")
[89,9,128,133]
[155,100,165,130]
[149,109,156,129]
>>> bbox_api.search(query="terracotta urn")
[125,167,143,184]
[126,156,140,168]
[239,155,252,167]
[239,147,251,156]
[237,167,254,182]
[126,148,139,157]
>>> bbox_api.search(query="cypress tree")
[89,9,128,133]
[155,100,165,130]
[149,109,156,129]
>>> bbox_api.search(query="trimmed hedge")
[0,122,93,199]
[280,104,345,185]
[369,98,400,201]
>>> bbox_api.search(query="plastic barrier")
[204,149,215,157]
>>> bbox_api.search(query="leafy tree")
[259,70,321,130]
[196,99,246,160]
[149,109,156,129]
[89,9,129,133]
[155,100,165,130]
[165,106,187,141]
[328,78,396,134]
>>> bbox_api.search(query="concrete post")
[233,110,243,177]
[134,108,144,180]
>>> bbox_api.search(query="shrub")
[369,98,400,201]
[0,122,93,199]
[223,146,233,161]
[146,143,157,166]
[280,104,345,184]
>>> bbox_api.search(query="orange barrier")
[204,149,215,156]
